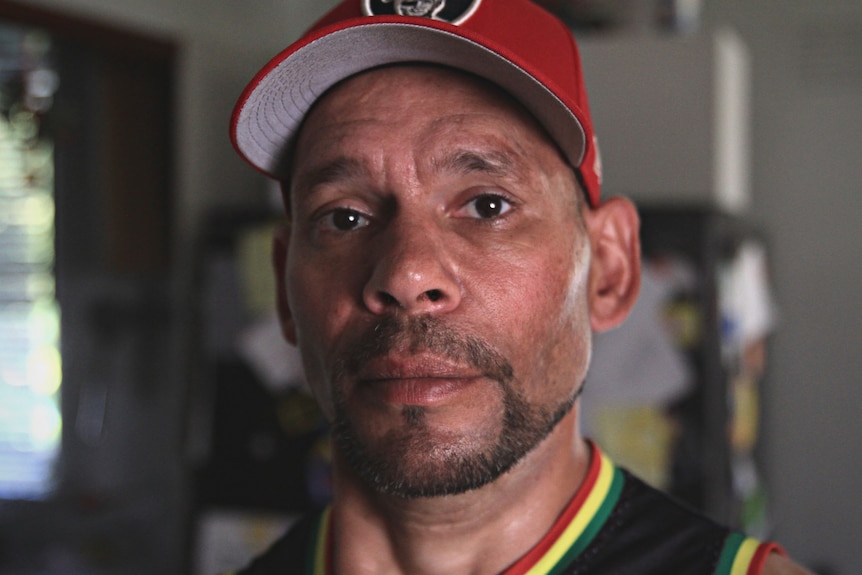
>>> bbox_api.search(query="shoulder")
[613,469,730,544]
[581,468,805,575]
[570,469,731,573]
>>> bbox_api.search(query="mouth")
[356,355,485,406]
[334,315,514,408]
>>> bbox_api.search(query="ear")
[272,223,298,345]
[583,196,641,332]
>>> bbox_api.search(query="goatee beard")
[330,315,578,499]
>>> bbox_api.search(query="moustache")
[334,315,514,384]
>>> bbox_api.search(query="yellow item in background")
[730,373,760,454]
[591,404,676,490]
[237,222,279,317]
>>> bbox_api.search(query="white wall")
[702,2,862,573]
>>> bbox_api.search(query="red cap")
[231,0,602,206]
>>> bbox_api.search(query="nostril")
[380,292,399,306]
[425,289,443,302]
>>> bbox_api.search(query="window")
[0,23,61,499]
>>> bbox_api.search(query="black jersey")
[231,445,782,575]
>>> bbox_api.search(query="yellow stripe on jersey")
[312,507,332,575]
[729,536,761,575]
[524,451,615,575]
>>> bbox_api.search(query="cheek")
[474,239,592,396]
[286,245,364,340]
[544,240,593,361]
[481,232,588,325]
[285,256,356,418]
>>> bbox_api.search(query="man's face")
[280,66,594,497]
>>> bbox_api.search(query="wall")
[701,2,862,573]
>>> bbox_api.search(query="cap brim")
[231,18,586,180]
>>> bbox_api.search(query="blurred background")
[0,0,858,573]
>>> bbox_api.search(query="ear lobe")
[272,223,298,345]
[584,197,641,332]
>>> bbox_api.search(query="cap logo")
[362,0,482,25]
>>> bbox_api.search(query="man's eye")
[324,208,369,231]
[464,194,513,219]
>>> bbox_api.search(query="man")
[229,0,811,572]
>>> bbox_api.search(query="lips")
[356,354,484,406]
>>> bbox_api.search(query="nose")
[362,220,462,316]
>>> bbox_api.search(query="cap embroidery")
[362,0,482,24]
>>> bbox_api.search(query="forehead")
[291,64,566,176]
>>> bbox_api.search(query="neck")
[329,411,590,575]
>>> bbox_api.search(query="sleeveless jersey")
[232,445,783,575]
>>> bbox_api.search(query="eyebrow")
[433,149,515,179]
[291,149,517,203]
[294,156,367,193]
